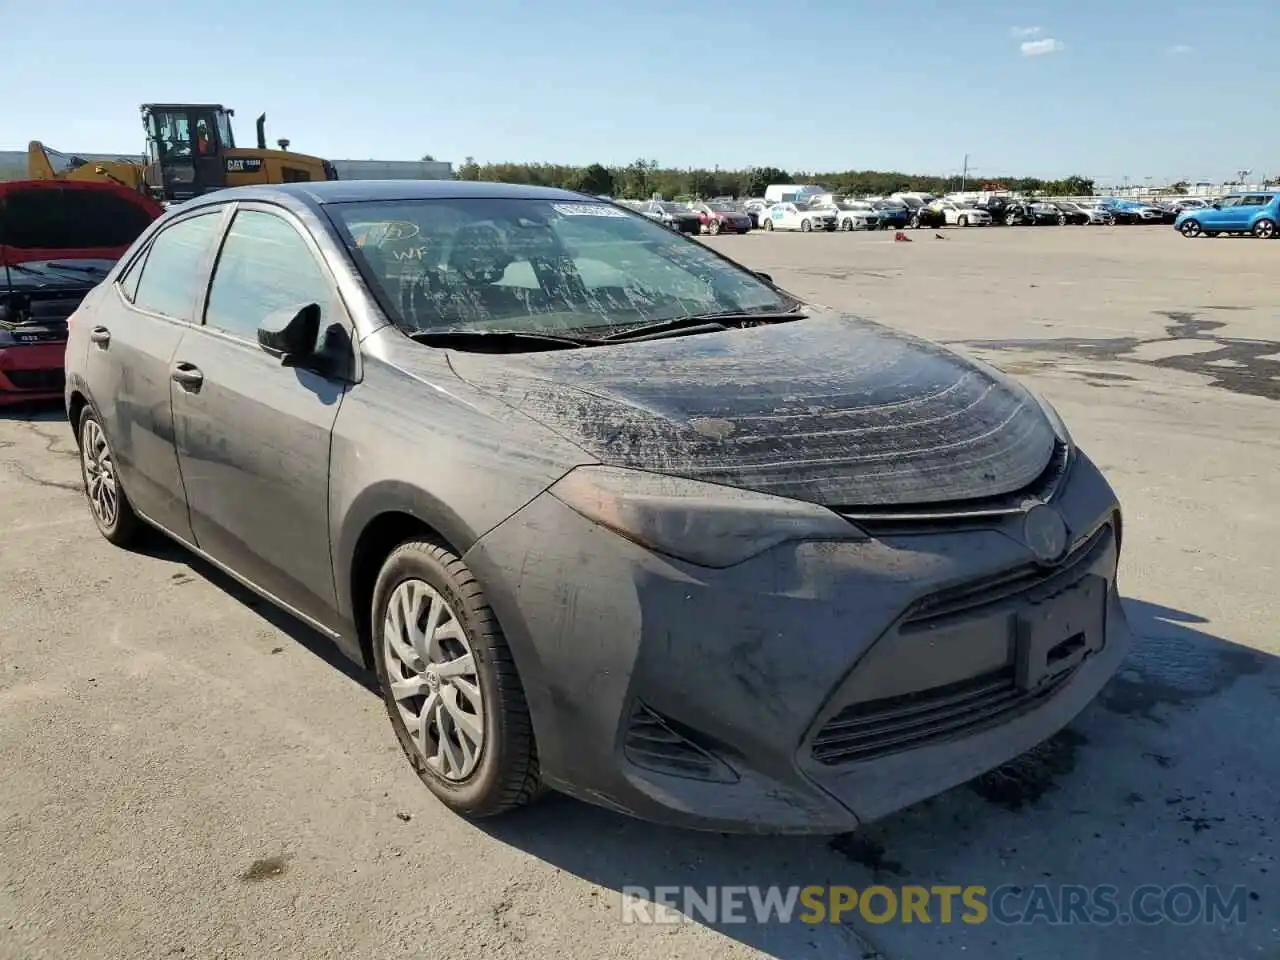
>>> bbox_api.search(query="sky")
[2,0,1277,184]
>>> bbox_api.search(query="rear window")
[0,185,157,250]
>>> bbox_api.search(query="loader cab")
[140,103,236,202]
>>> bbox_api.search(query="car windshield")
[707,202,739,212]
[658,202,687,214]
[328,197,795,335]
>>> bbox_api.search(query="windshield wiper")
[599,308,806,343]
[407,329,601,352]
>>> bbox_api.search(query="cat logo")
[225,158,264,173]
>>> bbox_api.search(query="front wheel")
[800,218,812,232]
[708,218,722,236]
[959,215,969,227]
[372,540,541,819]
[78,407,144,547]
[1057,214,1067,226]
[1252,218,1276,239]
[1179,219,1202,238]
[763,217,774,231]
[909,214,920,229]
[840,218,853,232]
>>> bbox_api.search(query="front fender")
[333,478,483,625]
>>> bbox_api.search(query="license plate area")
[1014,575,1107,691]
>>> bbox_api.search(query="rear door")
[169,203,354,628]
[84,208,228,540]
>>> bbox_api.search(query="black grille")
[623,704,737,783]
[901,523,1111,630]
[810,524,1111,766]
[4,368,65,391]
[811,664,1075,765]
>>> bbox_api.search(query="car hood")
[445,312,1057,507]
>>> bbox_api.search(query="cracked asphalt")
[1,225,1277,960]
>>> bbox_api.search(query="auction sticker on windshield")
[552,202,628,217]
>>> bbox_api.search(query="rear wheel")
[763,217,774,231]
[78,407,144,547]
[708,218,722,236]
[1252,218,1276,239]
[959,215,969,227]
[1179,219,1202,238]
[372,540,541,818]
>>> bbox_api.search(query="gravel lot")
[1,226,1276,960]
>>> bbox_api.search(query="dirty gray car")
[64,180,1132,833]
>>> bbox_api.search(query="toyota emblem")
[1023,503,1068,564]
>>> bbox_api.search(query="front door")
[169,203,352,627]
[85,209,227,540]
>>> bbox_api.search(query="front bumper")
[463,450,1129,833]
[0,342,67,404]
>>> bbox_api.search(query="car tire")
[1057,214,1067,226]
[77,406,144,547]
[840,218,853,232]
[372,539,541,819]
[1179,219,1202,238]
[800,219,812,232]
[959,215,969,227]
[763,218,773,231]
[909,214,920,229]
[1252,218,1276,239]
[708,218,722,236]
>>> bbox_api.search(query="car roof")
[174,179,595,216]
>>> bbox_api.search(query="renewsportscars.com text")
[620,884,1252,926]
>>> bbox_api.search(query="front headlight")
[550,465,867,568]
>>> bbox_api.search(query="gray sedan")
[64,180,1131,833]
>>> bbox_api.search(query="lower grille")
[624,704,737,782]
[4,368,65,391]
[811,663,1076,765]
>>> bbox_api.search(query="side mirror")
[1211,202,1221,209]
[754,271,774,284]
[258,302,320,366]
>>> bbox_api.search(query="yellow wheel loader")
[29,104,337,203]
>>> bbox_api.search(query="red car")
[0,179,162,405]
[689,200,754,235]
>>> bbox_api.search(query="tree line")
[453,157,1098,199]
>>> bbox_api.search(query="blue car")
[1175,191,1280,239]
[871,201,910,229]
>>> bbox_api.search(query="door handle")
[170,362,204,390]
[89,326,111,347]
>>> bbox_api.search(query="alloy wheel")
[1253,218,1276,239]
[1179,219,1202,238]
[383,578,485,781]
[81,418,119,529]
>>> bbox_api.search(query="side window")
[1219,196,1242,208]
[1243,195,1268,206]
[131,213,223,320]
[204,209,335,343]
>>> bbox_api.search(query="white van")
[764,184,826,205]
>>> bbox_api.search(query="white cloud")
[1167,44,1193,55]
[1010,26,1042,37]
[1021,38,1065,56]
